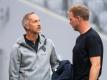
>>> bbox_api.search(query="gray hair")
[22,12,35,30]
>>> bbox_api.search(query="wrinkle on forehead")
[28,14,40,21]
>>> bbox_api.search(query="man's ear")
[76,16,81,21]
[25,21,29,30]
[25,25,29,30]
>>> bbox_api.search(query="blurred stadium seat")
[98,11,107,33]
[6,0,107,34]
[46,0,63,14]
[71,0,84,4]
[87,0,105,17]
[103,0,107,9]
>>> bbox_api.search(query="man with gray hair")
[9,12,59,80]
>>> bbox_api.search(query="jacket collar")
[17,33,46,51]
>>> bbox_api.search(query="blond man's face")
[68,12,80,31]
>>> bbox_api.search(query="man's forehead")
[29,14,39,20]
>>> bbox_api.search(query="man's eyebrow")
[34,20,38,22]
[33,19,40,22]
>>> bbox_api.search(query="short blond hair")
[68,3,89,20]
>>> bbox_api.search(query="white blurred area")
[0,0,107,80]
[29,0,107,34]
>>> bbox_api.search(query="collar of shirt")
[24,35,40,52]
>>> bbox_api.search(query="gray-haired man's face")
[26,14,41,34]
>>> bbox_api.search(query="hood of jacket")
[16,33,47,51]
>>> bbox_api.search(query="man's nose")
[38,21,41,25]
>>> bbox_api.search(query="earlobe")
[78,17,80,21]
[77,16,81,21]
[25,24,29,30]
[25,22,29,29]
[25,21,29,30]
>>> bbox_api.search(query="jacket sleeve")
[9,45,21,80]
[50,41,60,72]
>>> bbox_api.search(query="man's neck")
[25,32,39,44]
[79,21,90,34]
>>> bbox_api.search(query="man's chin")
[73,28,78,31]
[38,30,42,33]
[34,31,41,34]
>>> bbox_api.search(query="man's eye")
[70,19,72,21]
[34,20,38,22]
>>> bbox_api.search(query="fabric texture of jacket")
[52,60,73,80]
[9,34,59,80]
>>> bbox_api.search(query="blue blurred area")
[0,0,107,80]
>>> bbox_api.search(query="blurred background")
[0,0,107,80]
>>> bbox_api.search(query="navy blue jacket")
[52,60,73,80]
